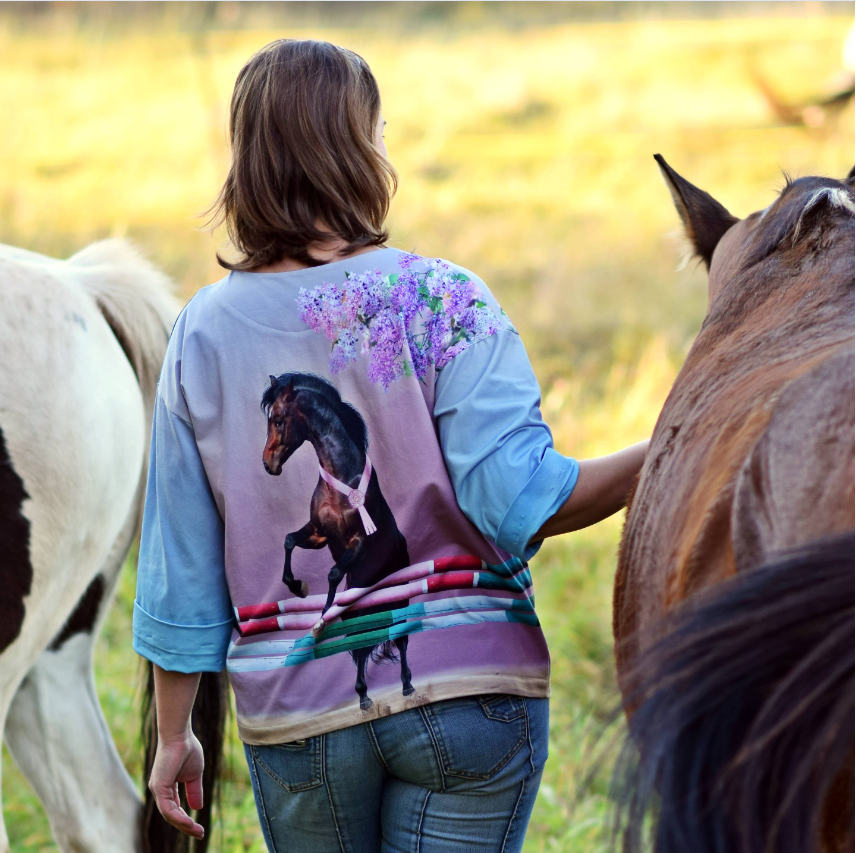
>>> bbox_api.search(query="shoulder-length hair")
[208,39,397,270]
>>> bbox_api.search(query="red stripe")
[425,571,475,592]
[235,555,484,622]
[238,601,281,621]
[237,615,281,637]
[434,555,482,572]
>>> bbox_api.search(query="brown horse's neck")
[300,405,364,484]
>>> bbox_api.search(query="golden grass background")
[1,3,852,850]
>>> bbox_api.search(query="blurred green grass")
[1,6,852,851]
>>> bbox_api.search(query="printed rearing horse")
[614,159,854,853]
[262,373,413,709]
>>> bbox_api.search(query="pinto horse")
[614,159,854,853]
[262,373,414,709]
[0,240,183,852]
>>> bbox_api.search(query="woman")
[134,39,647,853]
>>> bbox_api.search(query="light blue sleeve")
[132,393,234,673]
[434,327,579,561]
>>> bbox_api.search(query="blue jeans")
[244,694,549,853]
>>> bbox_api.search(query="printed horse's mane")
[741,175,855,269]
[261,372,369,451]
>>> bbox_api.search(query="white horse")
[0,240,177,852]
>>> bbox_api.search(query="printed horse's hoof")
[402,685,415,697]
[311,618,325,637]
[360,696,373,711]
[296,580,309,598]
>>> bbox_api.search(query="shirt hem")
[235,672,550,745]
[133,601,232,672]
[495,449,579,558]
[133,636,226,673]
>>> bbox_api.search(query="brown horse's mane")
[261,371,369,452]
[740,176,855,269]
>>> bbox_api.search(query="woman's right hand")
[148,732,206,841]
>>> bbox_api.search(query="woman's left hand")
[148,732,206,841]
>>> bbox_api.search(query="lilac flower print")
[328,327,360,375]
[297,253,512,390]
[390,272,421,326]
[328,342,350,375]
[407,335,430,381]
[425,311,450,366]
[398,252,421,270]
[367,309,408,390]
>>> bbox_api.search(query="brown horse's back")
[732,346,854,570]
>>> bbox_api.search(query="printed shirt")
[133,248,579,744]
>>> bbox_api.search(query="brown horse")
[613,157,854,853]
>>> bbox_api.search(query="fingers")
[148,735,207,839]
[156,792,205,840]
[184,774,204,811]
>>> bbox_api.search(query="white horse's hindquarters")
[0,258,146,659]
[0,258,147,850]
[4,632,142,853]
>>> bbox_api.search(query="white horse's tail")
[69,239,180,419]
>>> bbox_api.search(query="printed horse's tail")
[141,662,230,853]
[370,640,399,664]
[70,238,179,430]
[614,533,854,853]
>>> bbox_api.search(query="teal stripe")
[477,568,531,592]
[311,595,535,641]
[485,556,527,578]
[282,609,540,666]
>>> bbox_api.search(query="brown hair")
[208,39,396,270]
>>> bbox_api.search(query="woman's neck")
[252,239,383,273]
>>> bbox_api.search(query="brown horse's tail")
[141,662,229,853]
[613,533,854,853]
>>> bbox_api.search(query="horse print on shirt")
[261,372,413,709]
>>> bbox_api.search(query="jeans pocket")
[424,695,528,781]
[251,736,324,792]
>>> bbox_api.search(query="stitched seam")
[248,747,279,853]
[417,705,447,793]
[478,694,526,722]
[500,778,527,853]
[446,719,526,781]
[321,734,348,853]
[365,720,391,775]
[416,789,431,853]
[524,699,535,776]
[446,727,525,780]
[425,699,525,781]
[253,741,323,792]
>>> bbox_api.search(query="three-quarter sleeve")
[434,327,579,561]
[132,392,234,673]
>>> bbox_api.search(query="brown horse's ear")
[269,374,278,385]
[845,166,854,186]
[654,154,739,270]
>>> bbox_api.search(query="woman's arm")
[532,439,648,541]
[148,666,206,841]
[134,322,233,841]
[434,305,649,559]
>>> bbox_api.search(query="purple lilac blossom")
[297,256,507,390]
[397,252,421,270]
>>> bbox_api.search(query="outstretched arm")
[532,440,648,541]
[148,666,206,841]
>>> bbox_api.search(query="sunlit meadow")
[1,4,852,850]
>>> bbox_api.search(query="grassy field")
[1,5,852,851]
